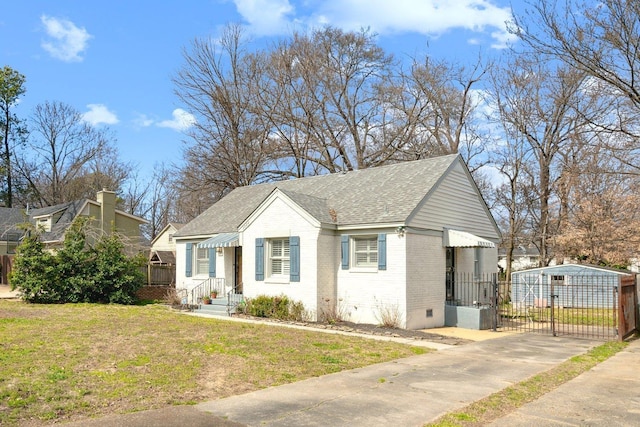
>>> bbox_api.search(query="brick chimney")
[96,189,116,235]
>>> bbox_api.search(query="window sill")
[349,267,378,273]
[265,276,291,284]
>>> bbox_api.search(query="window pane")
[272,259,282,275]
[197,260,208,275]
[353,237,378,267]
[268,238,291,277]
[271,240,283,257]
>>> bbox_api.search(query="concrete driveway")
[195,333,603,426]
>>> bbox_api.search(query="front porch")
[444,272,497,330]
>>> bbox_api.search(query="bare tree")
[555,148,640,265]
[396,55,489,170]
[173,24,274,202]
[488,53,596,266]
[513,0,640,171]
[18,101,128,207]
[261,27,398,173]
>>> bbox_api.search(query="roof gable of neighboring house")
[31,200,89,243]
[0,207,27,241]
[30,197,147,244]
[150,222,185,248]
[176,154,469,238]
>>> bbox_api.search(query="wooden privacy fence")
[140,265,176,286]
[0,255,13,285]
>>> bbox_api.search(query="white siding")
[242,196,321,320]
[409,161,499,240]
[336,229,407,327]
[405,233,445,329]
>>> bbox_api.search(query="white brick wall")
[242,196,321,319]
[336,229,407,327]
[316,230,337,321]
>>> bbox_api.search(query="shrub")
[244,294,306,321]
[10,230,58,303]
[11,217,144,305]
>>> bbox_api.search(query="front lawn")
[0,301,426,426]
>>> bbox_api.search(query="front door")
[446,247,455,302]
[234,247,243,294]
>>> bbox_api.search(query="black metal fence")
[445,272,496,307]
[446,272,631,340]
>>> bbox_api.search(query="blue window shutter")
[290,236,300,282]
[341,235,349,270]
[255,238,264,281]
[185,243,193,277]
[378,233,387,270]
[208,248,216,277]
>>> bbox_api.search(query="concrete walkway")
[489,338,640,426]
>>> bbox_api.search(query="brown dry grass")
[0,300,427,426]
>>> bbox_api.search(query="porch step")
[196,297,235,316]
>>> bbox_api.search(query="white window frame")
[195,246,209,276]
[268,238,290,279]
[36,216,52,232]
[474,247,482,278]
[352,236,378,269]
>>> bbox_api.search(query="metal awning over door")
[443,228,495,248]
[197,232,239,248]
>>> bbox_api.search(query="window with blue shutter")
[341,235,349,270]
[208,248,216,277]
[185,242,193,277]
[289,236,300,282]
[378,233,387,270]
[255,238,264,281]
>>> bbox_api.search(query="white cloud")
[82,104,119,126]
[232,0,516,49]
[41,15,92,62]
[157,108,196,132]
[133,113,154,128]
[233,0,295,35]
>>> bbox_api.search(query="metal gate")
[494,274,638,341]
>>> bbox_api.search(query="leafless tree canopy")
[173,25,490,211]
[17,101,131,208]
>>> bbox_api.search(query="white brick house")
[174,154,500,329]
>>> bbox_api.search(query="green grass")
[426,341,628,426]
[0,301,427,426]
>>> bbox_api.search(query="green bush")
[11,217,144,305]
[245,294,306,321]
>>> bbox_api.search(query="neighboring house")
[498,245,541,272]
[511,264,632,309]
[0,190,147,284]
[174,154,500,330]
[0,208,27,255]
[149,223,184,265]
[29,189,147,250]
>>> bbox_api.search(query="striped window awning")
[443,228,495,248]
[197,232,239,248]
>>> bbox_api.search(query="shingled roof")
[175,154,460,238]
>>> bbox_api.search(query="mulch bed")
[232,315,473,346]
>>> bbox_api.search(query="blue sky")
[1,0,523,180]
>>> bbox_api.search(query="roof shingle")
[176,154,459,238]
